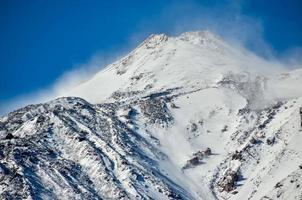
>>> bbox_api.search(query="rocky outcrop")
[217,169,240,192]
[182,148,212,169]
[139,96,173,125]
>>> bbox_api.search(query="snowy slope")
[66,31,286,105]
[1,31,302,200]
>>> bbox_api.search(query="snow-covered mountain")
[1,31,302,200]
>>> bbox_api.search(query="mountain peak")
[139,30,222,49]
[66,30,297,107]
[178,30,223,45]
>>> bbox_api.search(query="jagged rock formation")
[1,31,302,199]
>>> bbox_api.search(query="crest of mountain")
[1,31,302,200]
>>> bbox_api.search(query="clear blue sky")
[1,0,302,106]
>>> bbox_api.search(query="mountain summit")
[67,31,301,109]
[1,31,302,200]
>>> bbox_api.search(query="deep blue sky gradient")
[1,0,302,105]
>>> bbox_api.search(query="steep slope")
[0,97,190,199]
[1,31,302,200]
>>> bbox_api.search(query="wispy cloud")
[0,47,132,115]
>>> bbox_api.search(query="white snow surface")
[1,31,302,200]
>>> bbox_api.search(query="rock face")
[1,31,302,200]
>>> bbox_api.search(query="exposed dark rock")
[249,137,259,144]
[237,107,251,116]
[300,107,302,127]
[78,136,86,142]
[218,169,239,192]
[130,73,144,81]
[231,151,242,161]
[258,102,283,130]
[198,120,204,126]
[36,115,45,123]
[221,125,228,132]
[170,102,179,109]
[266,136,276,145]
[139,97,173,125]
[275,182,283,188]
[183,157,201,170]
[110,90,141,101]
[202,148,212,156]
[5,133,14,140]
[231,190,238,194]
[188,123,198,132]
[183,148,212,169]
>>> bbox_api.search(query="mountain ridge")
[1,31,302,200]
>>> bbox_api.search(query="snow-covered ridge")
[66,31,300,109]
[1,30,302,199]
[0,97,192,199]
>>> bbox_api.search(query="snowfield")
[1,31,302,200]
